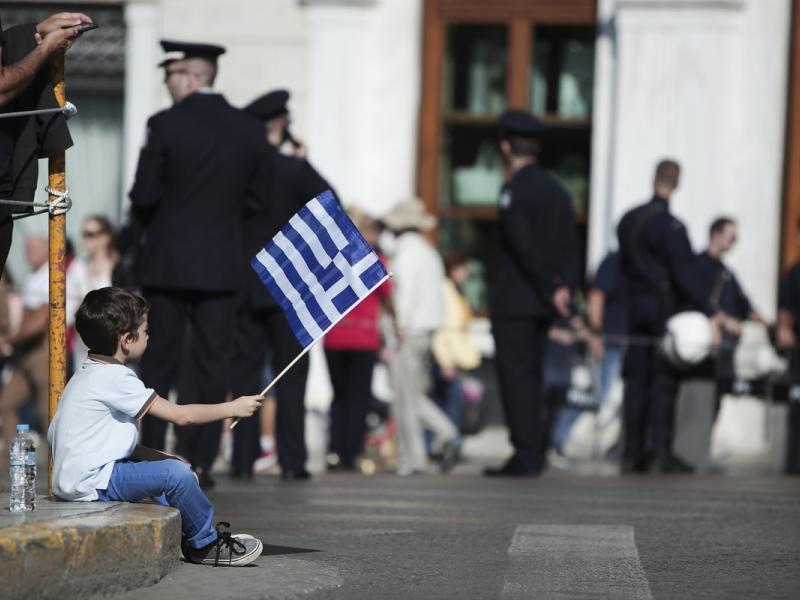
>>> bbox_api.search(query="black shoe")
[281,468,311,481]
[230,469,253,481]
[439,439,461,474]
[195,468,216,490]
[483,458,541,478]
[621,456,650,474]
[655,453,695,474]
[182,522,263,567]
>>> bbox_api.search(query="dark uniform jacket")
[0,22,73,214]
[617,196,712,319]
[129,92,270,292]
[779,262,800,340]
[242,154,335,310]
[490,163,578,318]
[694,251,751,319]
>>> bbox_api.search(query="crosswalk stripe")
[502,525,653,599]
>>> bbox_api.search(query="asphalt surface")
[107,467,800,600]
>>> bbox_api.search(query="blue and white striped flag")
[251,190,390,349]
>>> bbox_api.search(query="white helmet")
[661,311,713,369]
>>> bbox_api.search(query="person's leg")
[0,368,31,467]
[325,349,348,463]
[491,317,550,471]
[140,289,188,450]
[389,335,428,472]
[231,307,270,477]
[28,341,50,437]
[342,350,377,467]
[98,459,217,549]
[599,344,624,407]
[550,388,577,453]
[186,292,239,474]
[268,309,309,474]
[543,339,576,454]
[651,356,683,464]
[621,343,652,469]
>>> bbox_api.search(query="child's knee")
[164,459,196,489]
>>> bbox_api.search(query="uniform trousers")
[491,316,552,471]
[389,332,457,472]
[231,306,309,475]
[325,349,376,468]
[139,289,238,473]
[621,295,678,464]
[787,351,800,474]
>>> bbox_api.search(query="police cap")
[158,39,226,68]
[244,90,290,121]
[498,109,544,138]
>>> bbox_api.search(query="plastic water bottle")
[9,424,36,512]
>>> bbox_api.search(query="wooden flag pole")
[47,54,68,496]
[229,341,317,430]
[230,272,392,430]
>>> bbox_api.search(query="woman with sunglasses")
[81,215,118,289]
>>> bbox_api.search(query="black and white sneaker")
[183,522,263,567]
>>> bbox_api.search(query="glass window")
[530,26,595,118]
[443,25,507,114]
[440,25,507,209]
[440,121,505,208]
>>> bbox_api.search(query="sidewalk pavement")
[0,494,180,599]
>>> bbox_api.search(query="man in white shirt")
[384,199,459,475]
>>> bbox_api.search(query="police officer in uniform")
[485,110,578,477]
[231,90,336,480]
[694,218,764,403]
[130,40,272,488]
[617,159,726,474]
[777,217,800,474]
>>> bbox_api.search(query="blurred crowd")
[1,27,798,486]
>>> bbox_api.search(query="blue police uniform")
[617,195,713,472]
[487,110,579,476]
[778,262,800,473]
[129,42,273,485]
[230,90,338,479]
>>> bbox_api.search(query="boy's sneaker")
[183,522,263,567]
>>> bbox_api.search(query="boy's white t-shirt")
[48,355,156,501]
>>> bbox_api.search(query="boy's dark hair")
[76,287,148,355]
[709,216,736,238]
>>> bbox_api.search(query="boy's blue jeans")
[96,459,217,549]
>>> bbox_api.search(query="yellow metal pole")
[47,54,67,496]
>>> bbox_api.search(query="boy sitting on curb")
[48,287,264,566]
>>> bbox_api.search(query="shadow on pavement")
[261,543,321,556]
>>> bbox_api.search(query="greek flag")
[251,190,390,349]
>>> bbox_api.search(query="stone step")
[0,495,180,599]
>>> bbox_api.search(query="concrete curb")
[0,497,180,599]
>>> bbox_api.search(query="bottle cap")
[16,424,30,431]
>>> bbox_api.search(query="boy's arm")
[145,394,262,426]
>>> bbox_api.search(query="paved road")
[110,467,800,600]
